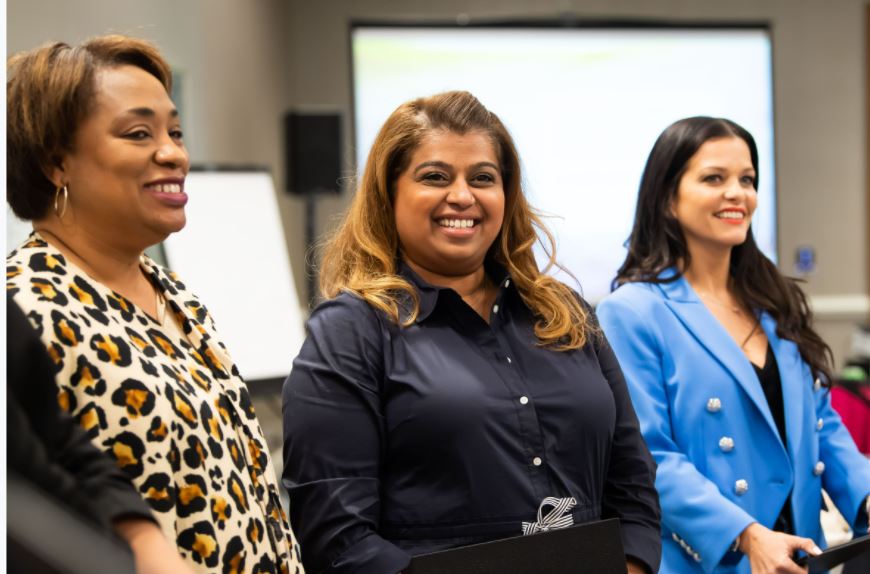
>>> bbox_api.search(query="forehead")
[688,136,753,168]
[410,129,499,164]
[90,64,175,115]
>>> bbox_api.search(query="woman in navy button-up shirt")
[282,91,661,574]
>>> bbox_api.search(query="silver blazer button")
[706,398,722,413]
[814,378,822,391]
[718,436,735,452]
[734,479,749,495]
[816,418,824,431]
[813,461,825,476]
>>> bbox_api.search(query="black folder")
[794,533,870,574]
[406,518,626,574]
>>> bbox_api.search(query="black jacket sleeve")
[7,297,156,533]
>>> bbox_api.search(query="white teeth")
[151,183,182,194]
[438,218,475,228]
[716,211,744,219]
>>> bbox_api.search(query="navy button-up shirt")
[282,264,661,574]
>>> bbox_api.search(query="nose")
[722,177,746,200]
[154,137,189,172]
[445,179,476,208]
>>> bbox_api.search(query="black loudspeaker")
[284,112,342,194]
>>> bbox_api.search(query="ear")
[667,196,678,219]
[44,154,68,189]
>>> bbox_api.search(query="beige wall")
[8,0,869,363]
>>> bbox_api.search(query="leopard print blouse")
[7,234,304,574]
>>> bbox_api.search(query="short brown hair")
[319,91,594,350]
[7,35,172,220]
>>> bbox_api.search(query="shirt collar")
[397,259,512,324]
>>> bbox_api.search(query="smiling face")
[49,64,189,250]
[672,136,758,259]
[393,129,505,279]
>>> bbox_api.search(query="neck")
[680,242,733,297]
[401,256,496,322]
[34,218,146,289]
[404,258,488,301]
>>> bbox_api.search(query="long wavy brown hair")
[614,116,834,385]
[319,91,592,350]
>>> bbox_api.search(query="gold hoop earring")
[54,185,69,218]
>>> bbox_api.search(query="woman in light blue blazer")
[597,117,870,574]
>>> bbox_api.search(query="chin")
[161,216,187,234]
[143,219,186,245]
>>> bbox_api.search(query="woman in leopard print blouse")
[7,35,303,574]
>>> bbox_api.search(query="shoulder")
[307,291,386,338]
[290,291,388,384]
[7,235,79,317]
[597,281,664,315]
[7,235,70,285]
[595,282,671,347]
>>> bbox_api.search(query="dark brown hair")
[7,35,172,220]
[614,116,834,386]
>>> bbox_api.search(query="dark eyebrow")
[471,161,499,172]
[412,160,500,174]
[121,107,179,119]
[413,161,451,174]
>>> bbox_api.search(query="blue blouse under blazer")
[597,273,870,574]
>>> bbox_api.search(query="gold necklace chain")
[696,288,759,349]
[696,290,742,314]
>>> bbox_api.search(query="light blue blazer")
[597,274,870,574]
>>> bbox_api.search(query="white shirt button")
[706,398,722,413]
[504,279,511,288]
[816,418,824,431]
[492,304,499,314]
[814,461,825,476]
[519,396,529,405]
[718,437,735,452]
[734,479,749,495]
[532,456,542,466]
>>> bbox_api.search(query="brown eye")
[472,173,496,185]
[421,172,448,183]
[124,130,151,141]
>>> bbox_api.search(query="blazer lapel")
[762,314,804,460]
[657,275,782,443]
